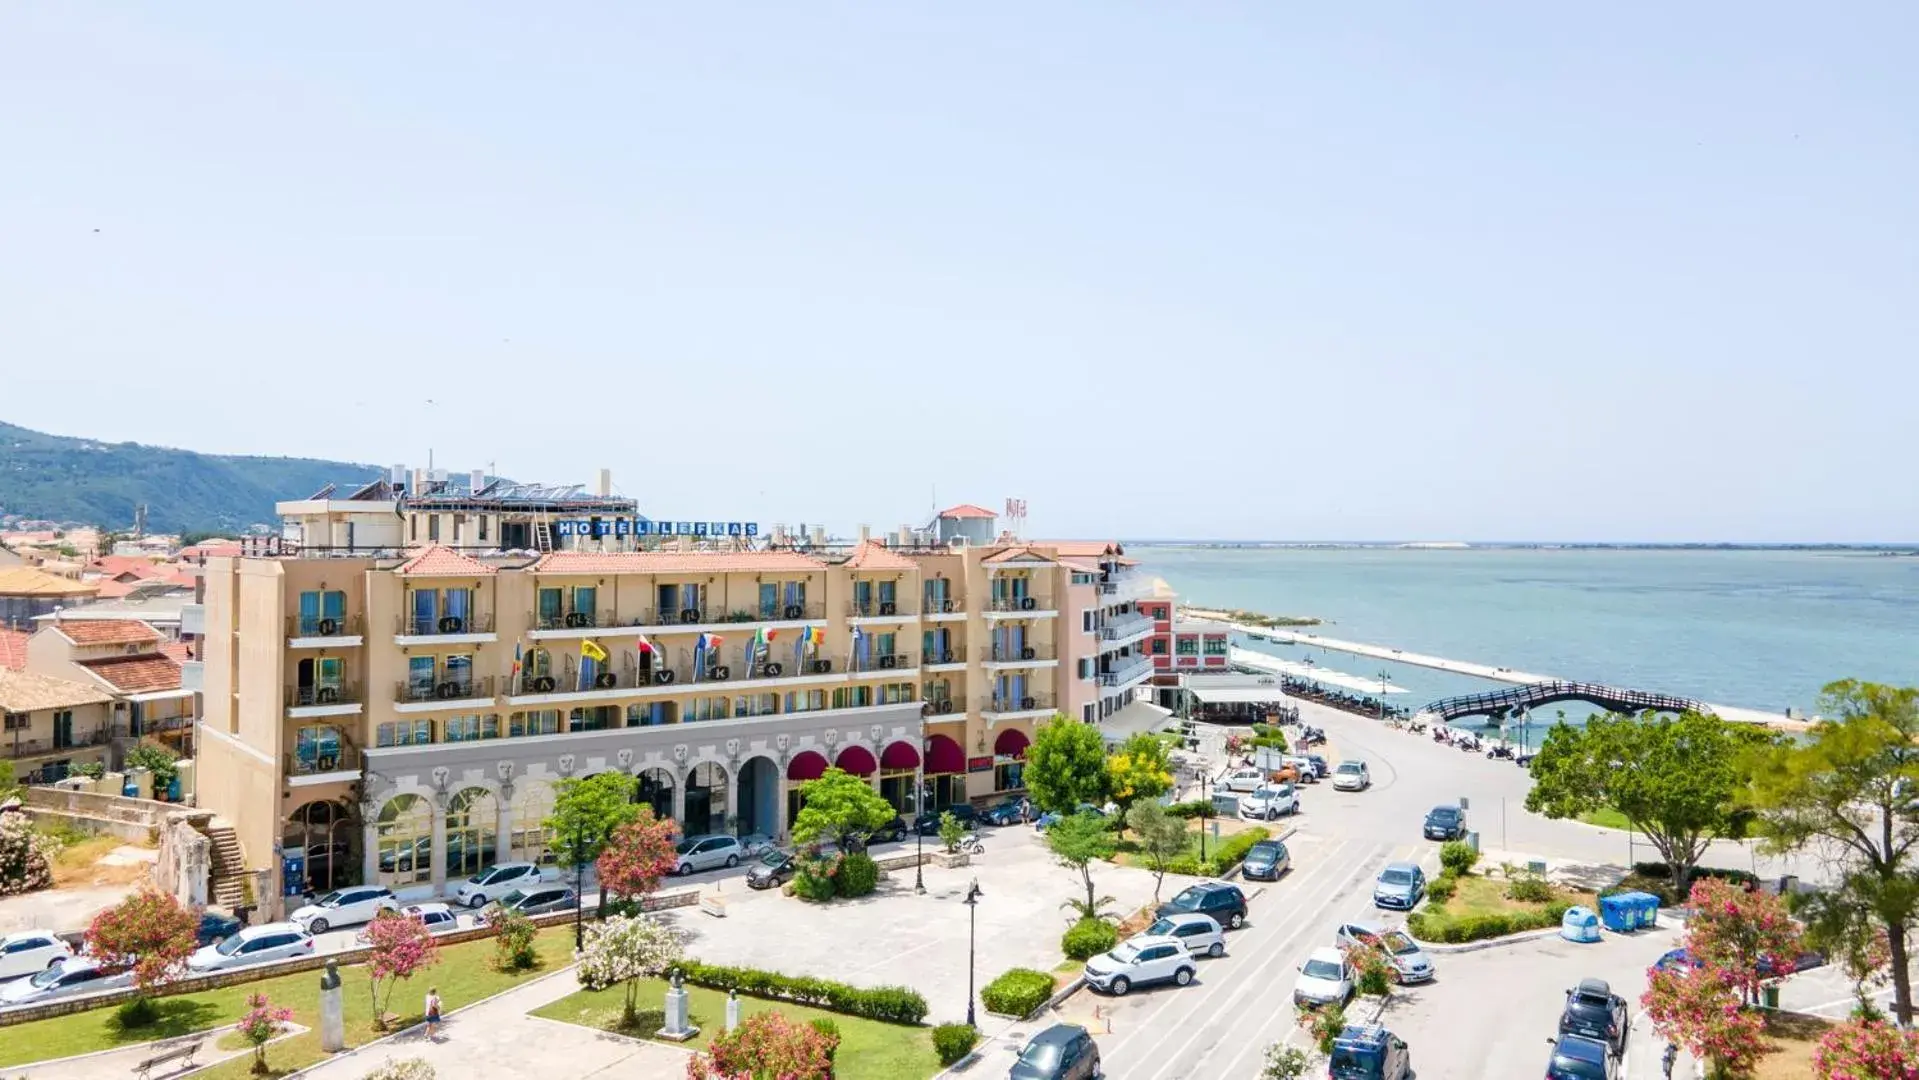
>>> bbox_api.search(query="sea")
[1131,546,1919,723]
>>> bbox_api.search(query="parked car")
[479,885,578,922]
[289,885,399,934]
[1082,934,1197,996]
[1282,756,1319,783]
[1335,923,1435,984]
[673,835,744,875]
[452,861,548,908]
[1652,946,1824,979]
[0,958,130,1007]
[1423,804,1467,841]
[357,903,461,943]
[1332,761,1371,791]
[187,923,315,973]
[1240,839,1291,881]
[1303,753,1330,778]
[1238,783,1299,820]
[1292,946,1354,1007]
[195,911,243,947]
[849,816,909,848]
[1559,978,1630,1057]
[1143,913,1226,959]
[1330,1024,1414,1080]
[1009,1022,1102,1080]
[1219,767,1269,793]
[745,848,799,890]
[914,804,979,835]
[1157,881,1248,930]
[979,798,1035,827]
[1035,804,1106,832]
[1372,862,1427,910]
[1545,1032,1617,1080]
[0,931,71,982]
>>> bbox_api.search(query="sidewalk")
[294,966,692,1080]
[16,1022,309,1080]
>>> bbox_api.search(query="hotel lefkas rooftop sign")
[553,520,760,538]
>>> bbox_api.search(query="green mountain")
[0,421,381,534]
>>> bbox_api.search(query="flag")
[581,639,608,663]
[634,633,655,655]
[511,640,524,678]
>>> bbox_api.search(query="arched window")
[509,781,556,865]
[375,794,434,888]
[445,787,498,878]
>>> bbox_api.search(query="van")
[1328,1024,1412,1080]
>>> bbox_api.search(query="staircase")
[205,820,252,909]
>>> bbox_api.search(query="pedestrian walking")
[1662,1040,1678,1079]
[425,987,443,1041]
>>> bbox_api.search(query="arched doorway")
[445,787,498,878]
[993,727,1030,794]
[735,757,779,839]
[925,734,966,811]
[283,799,357,893]
[509,781,556,866]
[636,767,675,824]
[374,794,434,889]
[786,750,828,831]
[878,741,920,816]
[684,762,728,836]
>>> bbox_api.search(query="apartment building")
[25,617,196,760]
[193,501,1152,914]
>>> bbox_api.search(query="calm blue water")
[1132,547,1919,719]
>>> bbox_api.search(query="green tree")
[124,740,180,793]
[1105,732,1174,816]
[1024,716,1109,816]
[1125,799,1189,903]
[938,811,964,854]
[545,772,642,868]
[1046,812,1118,922]
[1748,680,1919,1025]
[790,767,897,851]
[1525,710,1769,897]
[0,759,19,802]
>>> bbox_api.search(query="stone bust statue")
[319,958,341,991]
[669,966,683,989]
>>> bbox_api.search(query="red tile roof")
[396,546,499,577]
[88,556,167,580]
[78,654,184,694]
[981,546,1055,566]
[843,541,917,572]
[92,579,138,599]
[158,640,195,663]
[52,619,165,646]
[937,504,998,520]
[533,551,828,575]
[0,628,27,671]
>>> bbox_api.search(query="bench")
[133,1038,202,1080]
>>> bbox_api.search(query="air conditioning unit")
[315,686,339,704]
[879,655,898,670]
[680,608,701,624]
[435,682,459,700]
[879,602,897,616]
[784,605,803,619]
[439,616,466,634]
[1021,597,1037,611]
[564,612,587,629]
[809,660,832,675]
[1021,647,1037,661]
[937,699,954,714]
[534,676,558,693]
[764,662,784,677]
[942,599,956,613]
[1021,696,1036,710]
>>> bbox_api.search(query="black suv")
[1558,978,1630,1057]
[1423,805,1466,841]
[1156,881,1248,930]
[914,804,979,835]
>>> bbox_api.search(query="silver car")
[673,835,743,875]
[1332,761,1371,791]
[1335,922,1435,984]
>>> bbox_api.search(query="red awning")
[994,727,1030,759]
[880,741,920,771]
[836,744,877,777]
[924,734,965,775]
[787,750,828,782]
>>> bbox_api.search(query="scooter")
[1457,736,1482,753]
[1408,721,1427,734]
[1433,729,1451,744]
[1486,744,1515,760]
[1514,753,1536,768]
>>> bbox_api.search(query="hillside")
[0,421,381,534]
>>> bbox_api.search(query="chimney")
[596,468,612,498]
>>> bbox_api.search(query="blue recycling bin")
[1561,905,1601,943]
[1624,891,1661,930]
[1600,891,1661,932]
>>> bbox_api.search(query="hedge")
[1407,901,1571,944]
[1166,799,1214,819]
[1062,918,1119,961]
[981,968,1056,1018]
[677,960,928,1025]
[1164,826,1269,877]
[933,1023,979,1066]
[1438,841,1479,877]
[1629,862,1760,889]
[836,852,880,898]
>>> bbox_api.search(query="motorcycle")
[1457,736,1482,753]
[1408,721,1427,734]
[1486,744,1515,760]
[1298,727,1326,747]
[1514,753,1536,768]
[1433,729,1451,744]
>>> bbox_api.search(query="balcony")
[922,596,966,621]
[923,646,967,670]
[920,696,963,720]
[287,613,365,648]
[285,682,365,718]
[285,729,361,783]
[978,693,1057,722]
[526,604,828,640]
[1098,570,1156,605]
[393,676,497,712]
[1,729,110,761]
[846,600,916,624]
[847,652,918,678]
[1100,655,1154,689]
[1099,613,1155,650]
[981,644,1059,669]
[393,612,498,646]
[985,596,1057,619]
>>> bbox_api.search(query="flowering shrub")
[1683,878,1803,1006]
[364,910,441,1029]
[686,1010,837,1080]
[83,888,198,1011]
[575,914,683,1026]
[0,813,53,896]
[596,811,680,904]
[1297,1000,1347,1055]
[1349,944,1395,998]
[1813,1018,1919,1080]
[1642,963,1766,1079]
[362,1060,437,1080]
[235,992,293,1074]
[491,908,538,971]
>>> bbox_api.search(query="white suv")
[289,885,399,934]
[452,862,548,909]
[1292,946,1354,1007]
[1220,767,1267,793]
[187,923,315,972]
[1083,934,1198,996]
[0,931,71,982]
[1239,783,1299,820]
[1143,913,1226,959]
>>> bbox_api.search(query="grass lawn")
[1111,819,1270,869]
[0,927,577,1077]
[1433,873,1597,921]
[1577,807,1632,830]
[1753,1010,1831,1079]
[531,980,942,1080]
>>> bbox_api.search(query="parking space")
[1778,961,1889,1020]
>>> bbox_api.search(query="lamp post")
[915,767,927,895]
[573,823,589,950]
[1198,771,1211,862]
[1377,670,1391,721]
[963,878,983,1027]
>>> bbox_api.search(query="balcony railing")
[982,644,1056,663]
[921,696,962,718]
[394,675,496,704]
[1,729,111,759]
[285,682,363,709]
[285,730,360,776]
[847,600,915,618]
[534,610,616,631]
[1100,614,1154,641]
[922,646,966,666]
[1100,656,1154,686]
[980,692,1055,715]
[987,596,1052,613]
[513,666,652,696]
[395,612,496,637]
[922,595,965,616]
[287,614,364,639]
[847,652,916,674]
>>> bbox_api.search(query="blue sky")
[4,4,1913,542]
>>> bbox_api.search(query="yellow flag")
[580,639,608,663]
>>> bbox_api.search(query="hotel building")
[192,498,1160,914]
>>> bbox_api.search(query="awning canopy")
[836,744,877,777]
[925,734,965,775]
[787,750,828,782]
[1098,699,1174,745]
[1187,684,1292,705]
[880,741,920,771]
[993,727,1029,759]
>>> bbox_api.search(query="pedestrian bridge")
[1415,680,1708,725]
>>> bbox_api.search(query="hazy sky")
[4,5,1914,542]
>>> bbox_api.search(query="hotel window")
[879,682,915,705]
[507,710,561,738]
[296,590,347,636]
[444,714,500,742]
[924,578,947,611]
[3,712,26,732]
[689,696,730,722]
[1082,612,1095,633]
[375,794,433,888]
[878,579,898,611]
[994,757,1024,793]
[537,588,563,628]
[478,515,488,541]
[1152,638,1168,655]
[510,782,557,865]
[1071,573,1095,585]
[377,719,433,747]
[570,706,613,732]
[1082,703,1096,723]
[759,583,779,619]
[876,632,897,661]
[428,515,440,542]
[1078,658,1093,680]
[444,654,474,693]
[781,580,807,617]
[831,685,874,710]
[626,702,672,727]
[572,586,597,622]
[733,693,777,717]
[1203,637,1228,656]
[784,689,826,713]
[1176,637,1199,656]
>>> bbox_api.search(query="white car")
[187,923,315,972]
[358,904,462,943]
[0,958,131,1007]
[452,862,548,909]
[1143,913,1226,959]
[1082,934,1198,996]
[0,931,71,982]
[289,885,399,934]
[1292,946,1354,1007]
[1332,761,1371,791]
[1282,756,1319,783]
[1238,783,1299,820]
[673,835,743,875]
[1220,767,1267,793]
[1335,922,1435,984]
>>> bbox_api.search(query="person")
[1662,1040,1678,1079]
[425,987,443,1041]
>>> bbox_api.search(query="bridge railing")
[1420,680,1705,722]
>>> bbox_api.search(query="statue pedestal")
[656,986,700,1042]
[319,983,345,1052]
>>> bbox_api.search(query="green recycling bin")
[1761,984,1780,1009]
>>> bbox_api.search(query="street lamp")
[1377,670,1391,721]
[963,878,983,1027]
[573,823,589,950]
[1198,771,1211,863]
[915,768,927,895]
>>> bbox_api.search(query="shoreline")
[1183,606,1322,629]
